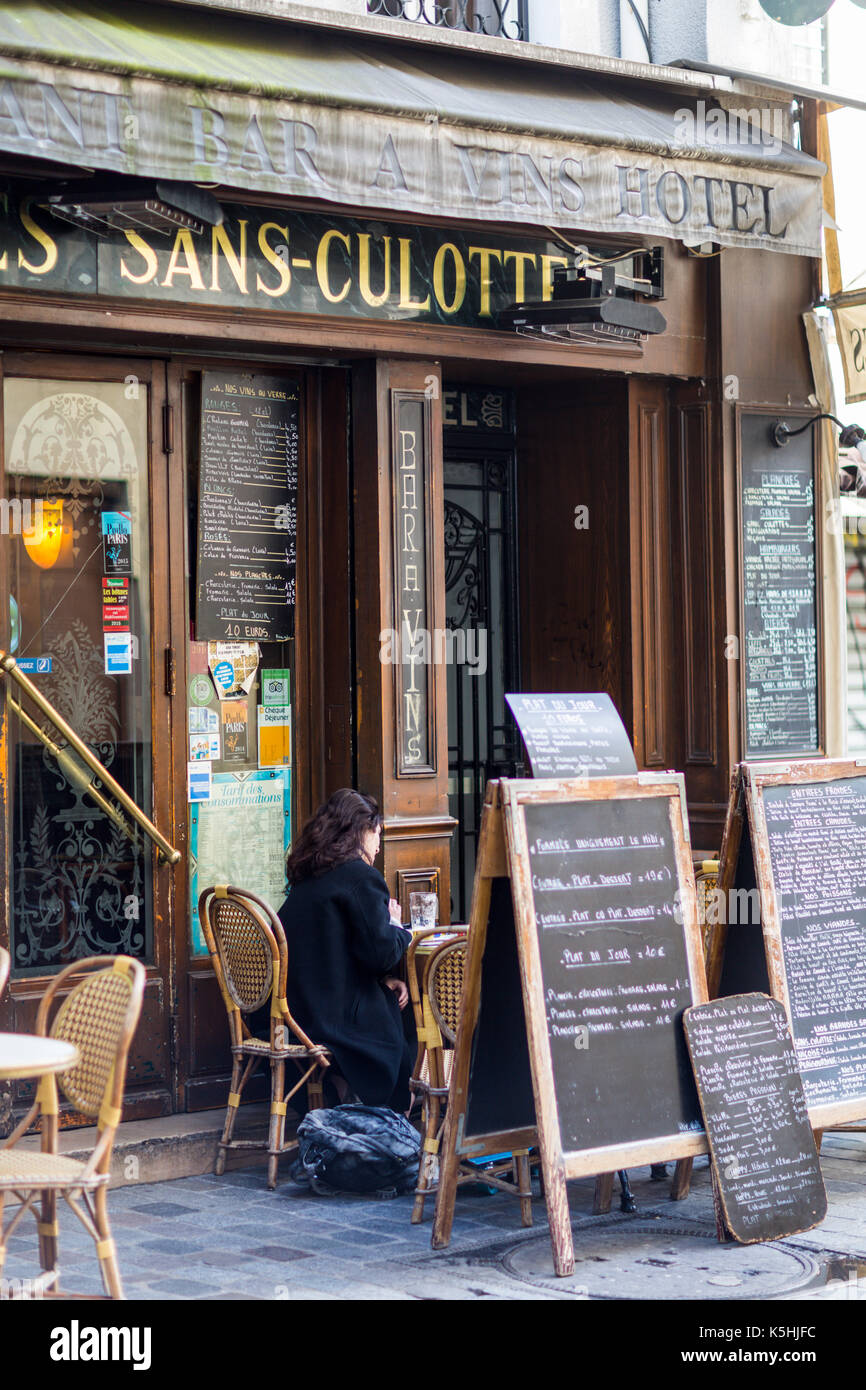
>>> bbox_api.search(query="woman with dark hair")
[278,788,414,1112]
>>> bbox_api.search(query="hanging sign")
[831,296,866,405]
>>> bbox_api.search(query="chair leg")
[671,1157,693,1201]
[307,1062,325,1111]
[268,1058,287,1190]
[94,1186,124,1300]
[593,1172,615,1214]
[38,1187,59,1279]
[513,1149,533,1228]
[216,1054,244,1176]
[412,1090,440,1225]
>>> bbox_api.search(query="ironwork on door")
[443,385,521,920]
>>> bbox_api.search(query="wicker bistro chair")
[0,955,145,1300]
[198,885,331,1189]
[407,929,532,1225]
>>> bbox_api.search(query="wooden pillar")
[353,360,456,922]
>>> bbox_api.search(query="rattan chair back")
[205,890,278,1014]
[37,956,145,1125]
[427,940,466,1045]
[0,945,9,998]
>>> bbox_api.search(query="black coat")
[278,858,413,1109]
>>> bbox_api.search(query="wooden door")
[0,352,175,1124]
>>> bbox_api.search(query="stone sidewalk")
[4,1132,866,1300]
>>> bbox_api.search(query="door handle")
[0,651,181,866]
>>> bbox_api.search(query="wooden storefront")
[0,6,827,1124]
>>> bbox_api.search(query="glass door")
[0,355,175,1121]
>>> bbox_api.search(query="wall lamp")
[771,413,866,451]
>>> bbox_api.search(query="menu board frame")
[736,404,823,761]
[432,775,709,1277]
[709,758,866,1130]
[195,371,299,643]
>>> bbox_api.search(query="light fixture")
[771,413,866,449]
[39,178,224,238]
[499,247,666,344]
[21,499,71,570]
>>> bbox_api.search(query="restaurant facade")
[0,2,838,1126]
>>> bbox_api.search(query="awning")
[830,292,866,404]
[0,2,825,255]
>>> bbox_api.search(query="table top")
[0,1032,79,1081]
[411,926,467,954]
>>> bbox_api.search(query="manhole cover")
[503,1222,820,1299]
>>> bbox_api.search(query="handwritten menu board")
[740,413,819,758]
[522,794,702,1150]
[196,372,298,641]
[761,776,866,1110]
[505,693,637,778]
[684,994,826,1243]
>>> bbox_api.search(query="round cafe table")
[0,1032,79,1081]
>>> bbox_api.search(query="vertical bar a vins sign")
[393,391,434,775]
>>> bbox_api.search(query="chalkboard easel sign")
[684,994,827,1244]
[431,775,709,1278]
[505,692,637,779]
[708,759,866,1130]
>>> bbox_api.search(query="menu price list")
[524,795,701,1152]
[684,994,826,1242]
[763,779,866,1108]
[196,372,299,641]
[741,456,818,757]
[505,693,637,779]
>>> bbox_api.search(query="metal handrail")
[0,651,181,867]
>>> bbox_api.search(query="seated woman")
[278,788,415,1113]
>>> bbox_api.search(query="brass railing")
[367,0,528,40]
[0,652,181,867]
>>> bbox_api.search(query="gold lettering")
[17,200,57,275]
[400,429,417,471]
[398,237,431,312]
[403,511,419,554]
[433,242,466,316]
[211,220,248,294]
[468,247,504,317]
[162,230,206,290]
[541,254,569,301]
[316,229,351,303]
[404,564,420,593]
[358,233,391,307]
[119,229,158,285]
[504,250,537,303]
[401,470,417,511]
[255,222,291,298]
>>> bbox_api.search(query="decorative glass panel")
[3,379,153,972]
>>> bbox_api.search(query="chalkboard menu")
[196,372,298,641]
[433,777,708,1278]
[740,412,819,758]
[505,692,637,778]
[684,994,827,1243]
[523,794,702,1151]
[713,760,866,1128]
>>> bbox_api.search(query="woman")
[278,788,415,1112]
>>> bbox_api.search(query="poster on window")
[189,767,291,955]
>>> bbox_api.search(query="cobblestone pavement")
[5,1133,866,1300]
